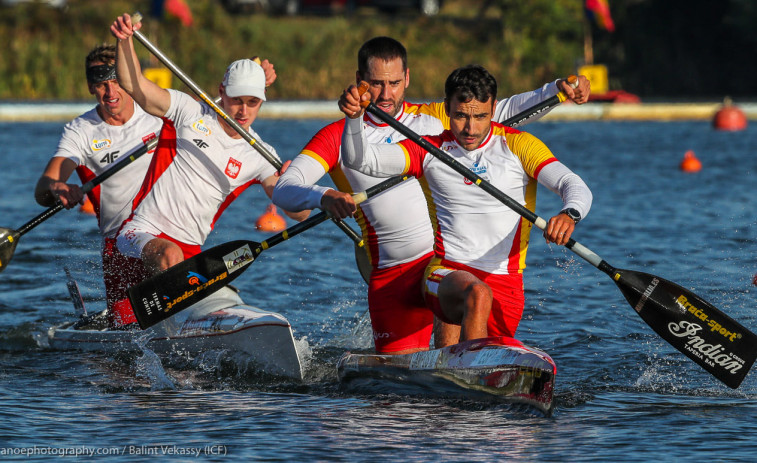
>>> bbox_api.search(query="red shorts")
[103,235,200,327]
[102,237,152,311]
[368,252,434,353]
[423,258,525,338]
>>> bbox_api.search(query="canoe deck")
[337,336,556,415]
[47,287,303,380]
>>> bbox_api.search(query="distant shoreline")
[1,101,756,122]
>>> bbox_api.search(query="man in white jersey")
[34,44,162,328]
[110,13,308,276]
[272,37,590,354]
[339,64,593,345]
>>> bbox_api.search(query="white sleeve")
[494,80,560,124]
[536,161,592,219]
[341,117,408,177]
[272,155,332,211]
[52,123,86,166]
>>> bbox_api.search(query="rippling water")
[0,118,755,461]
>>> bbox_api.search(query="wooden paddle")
[356,90,757,389]
[128,175,409,329]
[0,137,159,273]
[128,12,365,252]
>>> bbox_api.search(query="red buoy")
[713,98,747,131]
[255,204,286,232]
[753,273,757,287]
[680,150,702,173]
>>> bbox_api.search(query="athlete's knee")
[466,281,493,307]
[142,239,184,274]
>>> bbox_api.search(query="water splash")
[133,332,176,390]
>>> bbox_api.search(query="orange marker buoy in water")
[680,150,702,173]
[713,97,747,131]
[255,204,286,232]
[79,196,96,215]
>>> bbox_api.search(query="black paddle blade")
[0,227,20,273]
[128,240,260,329]
[613,269,757,388]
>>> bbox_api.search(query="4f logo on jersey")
[191,119,211,136]
[193,139,209,149]
[100,150,120,164]
[225,157,242,178]
[91,138,112,151]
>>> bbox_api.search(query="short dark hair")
[444,65,497,104]
[357,36,407,77]
[85,44,116,69]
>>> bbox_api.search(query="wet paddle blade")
[613,269,757,389]
[0,227,20,273]
[128,240,260,329]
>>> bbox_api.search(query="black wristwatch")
[560,208,581,224]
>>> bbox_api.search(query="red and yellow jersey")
[395,123,557,274]
[292,101,448,268]
[274,83,562,269]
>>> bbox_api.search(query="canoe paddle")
[357,89,757,389]
[500,75,577,127]
[128,175,409,329]
[127,13,366,254]
[0,136,159,273]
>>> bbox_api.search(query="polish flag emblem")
[225,158,242,178]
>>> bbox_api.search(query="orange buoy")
[713,97,747,131]
[79,196,96,215]
[255,204,286,232]
[680,150,702,173]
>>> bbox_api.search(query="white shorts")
[116,216,162,259]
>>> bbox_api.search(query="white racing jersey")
[341,120,593,274]
[53,102,161,238]
[124,89,278,246]
[272,82,560,269]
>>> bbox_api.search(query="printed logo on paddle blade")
[186,271,209,286]
[225,157,242,179]
[91,138,112,151]
[667,320,745,375]
[223,244,254,274]
[666,294,749,379]
[163,272,229,312]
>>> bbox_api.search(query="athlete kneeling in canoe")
[338,65,593,345]
[109,15,308,291]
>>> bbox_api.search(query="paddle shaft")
[129,12,363,247]
[499,75,576,127]
[17,136,159,237]
[129,175,408,328]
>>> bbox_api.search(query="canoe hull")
[337,336,556,414]
[47,287,303,380]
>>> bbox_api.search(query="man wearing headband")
[34,44,164,329]
[110,13,308,278]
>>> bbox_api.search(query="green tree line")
[0,0,584,101]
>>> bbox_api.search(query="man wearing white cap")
[110,13,308,282]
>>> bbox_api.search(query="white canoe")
[337,336,556,415]
[47,287,303,380]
